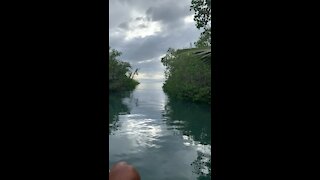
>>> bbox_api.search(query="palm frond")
[176,47,211,64]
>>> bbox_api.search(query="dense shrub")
[161,48,211,104]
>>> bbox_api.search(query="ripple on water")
[109,81,211,179]
[111,114,164,149]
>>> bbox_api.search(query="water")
[109,79,211,179]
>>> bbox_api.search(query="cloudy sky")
[109,0,202,81]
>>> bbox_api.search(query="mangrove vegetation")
[109,47,139,92]
[161,0,212,104]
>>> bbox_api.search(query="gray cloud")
[118,22,129,30]
[109,0,201,80]
[146,3,190,22]
[138,24,147,28]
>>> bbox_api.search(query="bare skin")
[109,162,141,180]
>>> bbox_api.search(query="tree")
[194,27,211,48]
[161,47,211,103]
[190,0,211,31]
[190,0,212,47]
[172,0,212,63]
[109,47,139,91]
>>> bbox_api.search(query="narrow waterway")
[109,79,211,179]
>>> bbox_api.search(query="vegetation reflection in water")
[109,81,211,179]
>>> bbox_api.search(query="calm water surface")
[109,79,211,179]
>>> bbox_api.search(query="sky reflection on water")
[109,80,211,179]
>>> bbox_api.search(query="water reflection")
[163,99,211,145]
[109,92,131,134]
[109,81,211,179]
[115,114,162,149]
[163,99,212,178]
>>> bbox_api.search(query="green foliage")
[160,0,212,104]
[190,0,212,47]
[109,47,139,91]
[161,48,211,104]
[190,0,211,30]
[176,47,211,64]
[194,28,211,48]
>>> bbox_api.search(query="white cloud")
[124,19,162,41]
[184,14,194,24]
[137,59,153,64]
[136,72,165,81]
